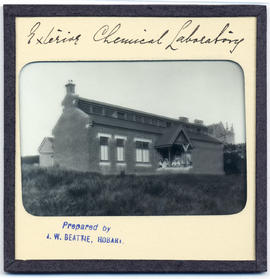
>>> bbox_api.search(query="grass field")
[21,164,246,216]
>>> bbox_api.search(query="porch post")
[168,147,171,166]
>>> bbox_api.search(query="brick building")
[39,81,225,175]
[208,122,235,144]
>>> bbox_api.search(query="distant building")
[39,81,224,175]
[38,137,54,167]
[207,122,235,144]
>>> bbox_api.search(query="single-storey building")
[39,81,224,175]
[38,137,54,167]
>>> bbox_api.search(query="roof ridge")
[78,97,205,128]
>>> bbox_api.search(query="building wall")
[87,124,162,175]
[53,107,90,172]
[39,153,54,167]
[86,124,224,175]
[52,108,224,175]
[191,140,224,175]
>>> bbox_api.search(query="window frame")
[114,135,127,163]
[99,136,109,161]
[135,140,151,163]
[97,133,112,162]
[116,138,125,162]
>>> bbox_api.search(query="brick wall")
[87,124,162,175]
[52,108,224,175]
[191,140,224,175]
[53,107,90,172]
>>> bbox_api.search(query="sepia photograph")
[5,4,266,273]
[20,61,247,216]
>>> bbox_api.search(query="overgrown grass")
[22,164,246,216]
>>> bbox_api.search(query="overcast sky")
[20,61,245,156]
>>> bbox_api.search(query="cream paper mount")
[4,4,267,273]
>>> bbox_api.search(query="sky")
[19,61,246,156]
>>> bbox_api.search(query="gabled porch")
[155,125,193,171]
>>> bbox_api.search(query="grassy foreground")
[22,164,246,216]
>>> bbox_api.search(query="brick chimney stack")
[62,80,78,109]
[65,80,75,94]
[179,117,189,123]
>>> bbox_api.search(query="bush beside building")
[224,143,246,174]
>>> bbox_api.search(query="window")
[158,120,166,127]
[105,108,115,117]
[135,115,143,123]
[144,117,152,125]
[135,141,150,163]
[78,102,91,113]
[116,138,125,161]
[100,136,109,161]
[117,111,126,120]
[93,105,103,115]
[152,118,157,126]
[127,113,134,121]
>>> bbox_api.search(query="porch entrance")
[157,143,192,169]
[155,126,193,170]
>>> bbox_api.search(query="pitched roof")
[90,114,164,135]
[76,97,222,145]
[38,137,54,154]
[77,97,206,129]
[187,131,223,144]
[155,125,222,148]
[155,125,193,148]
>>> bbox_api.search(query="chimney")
[179,117,189,123]
[65,80,75,94]
[194,119,204,125]
[62,80,78,108]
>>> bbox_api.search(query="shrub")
[224,143,246,174]
[21,164,246,216]
[68,182,89,197]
